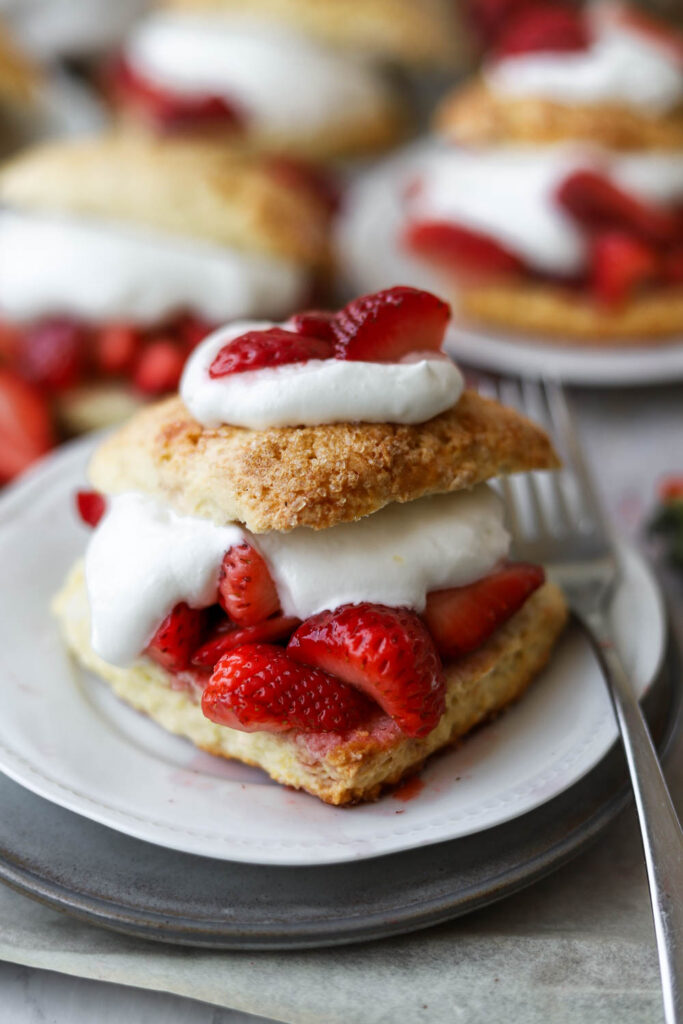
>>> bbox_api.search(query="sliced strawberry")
[591,232,659,307]
[288,310,337,343]
[218,543,280,626]
[18,319,88,392]
[494,3,590,58]
[288,603,445,738]
[202,643,374,734]
[332,286,451,363]
[94,323,140,377]
[0,368,55,484]
[133,338,186,394]
[209,328,333,378]
[405,220,526,278]
[556,170,679,245]
[146,602,209,672]
[423,563,545,660]
[192,615,301,668]
[76,490,107,528]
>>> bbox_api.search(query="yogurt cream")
[180,321,464,430]
[0,211,308,325]
[125,12,393,138]
[85,486,509,667]
[485,6,682,114]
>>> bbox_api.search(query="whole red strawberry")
[288,603,445,738]
[332,286,450,363]
[209,328,333,377]
[202,643,374,733]
[146,602,209,672]
[218,543,280,625]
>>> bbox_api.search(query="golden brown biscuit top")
[88,391,559,534]
[0,20,39,108]
[0,136,329,264]
[160,0,470,67]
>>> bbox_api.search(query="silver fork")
[483,374,683,1024]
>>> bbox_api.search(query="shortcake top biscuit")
[160,0,469,67]
[88,391,559,533]
[436,79,683,151]
[0,21,39,108]
[0,136,329,265]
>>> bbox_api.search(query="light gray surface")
[0,384,681,1023]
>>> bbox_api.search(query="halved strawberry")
[288,310,337,343]
[146,602,209,672]
[133,338,186,394]
[332,286,451,363]
[0,368,55,484]
[218,543,280,626]
[192,615,301,668]
[94,323,140,376]
[18,319,88,392]
[288,603,445,738]
[423,563,545,660]
[556,170,679,245]
[202,643,374,733]
[494,3,589,58]
[591,232,659,307]
[75,490,107,528]
[209,328,333,378]
[404,220,526,278]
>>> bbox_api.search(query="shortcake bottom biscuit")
[54,562,568,805]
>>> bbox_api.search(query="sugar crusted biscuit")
[54,563,568,805]
[88,391,560,533]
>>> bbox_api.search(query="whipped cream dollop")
[485,6,682,113]
[180,321,464,430]
[0,211,308,325]
[407,146,683,276]
[85,486,509,667]
[125,12,392,138]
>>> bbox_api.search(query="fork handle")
[581,609,683,1024]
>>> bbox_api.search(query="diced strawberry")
[494,3,590,58]
[0,368,55,484]
[288,603,445,738]
[288,310,338,343]
[218,543,280,626]
[192,615,301,668]
[76,490,107,528]
[209,328,333,377]
[423,563,545,660]
[404,220,526,278]
[133,338,186,394]
[591,232,659,307]
[202,643,374,734]
[662,247,683,285]
[176,314,215,353]
[332,286,451,363]
[18,319,88,392]
[556,170,679,245]
[146,602,209,672]
[659,476,683,502]
[94,323,140,377]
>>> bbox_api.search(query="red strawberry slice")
[209,328,333,378]
[76,490,107,528]
[288,603,445,738]
[0,368,55,484]
[146,602,209,672]
[556,170,679,245]
[423,563,545,660]
[202,643,374,733]
[133,338,186,394]
[288,310,338,343]
[591,232,659,307]
[192,615,301,668]
[494,3,590,58]
[18,319,88,392]
[332,286,451,363]
[405,220,526,278]
[95,323,140,376]
[218,543,280,626]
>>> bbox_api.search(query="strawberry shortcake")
[0,134,329,433]
[54,286,567,805]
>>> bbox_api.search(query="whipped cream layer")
[408,147,683,276]
[125,12,392,138]
[485,6,682,113]
[85,486,509,667]
[0,211,308,325]
[180,321,464,429]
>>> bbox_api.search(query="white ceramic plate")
[337,142,683,388]
[0,437,666,866]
